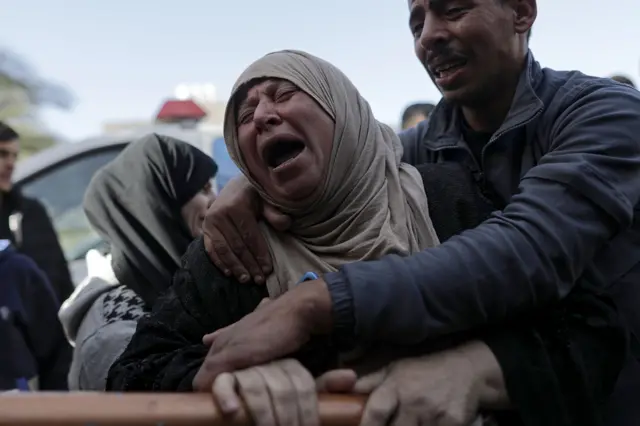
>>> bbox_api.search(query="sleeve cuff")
[324,271,356,351]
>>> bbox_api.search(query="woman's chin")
[268,177,321,206]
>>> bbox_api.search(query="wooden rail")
[0,393,366,426]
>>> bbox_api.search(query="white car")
[14,135,130,285]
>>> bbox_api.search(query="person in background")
[610,75,636,88]
[58,133,217,390]
[401,102,435,129]
[0,121,74,303]
[0,239,71,391]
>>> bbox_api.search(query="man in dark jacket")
[0,121,74,303]
[194,0,639,423]
[0,240,71,390]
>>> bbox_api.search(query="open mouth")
[432,59,467,79]
[264,139,305,169]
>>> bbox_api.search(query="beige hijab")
[224,50,439,298]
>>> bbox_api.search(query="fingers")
[236,368,277,426]
[227,211,268,284]
[212,372,240,414]
[360,383,399,426]
[263,202,292,232]
[201,175,269,283]
[204,218,252,283]
[390,406,420,426]
[194,346,248,391]
[315,369,357,393]
[280,359,319,426]
[353,368,388,394]
[202,331,219,346]
[256,363,301,426]
[257,298,272,309]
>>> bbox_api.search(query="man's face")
[408,0,533,106]
[0,139,19,192]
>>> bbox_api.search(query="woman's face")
[181,181,216,237]
[235,79,334,203]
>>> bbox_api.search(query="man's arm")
[324,83,640,345]
[22,199,74,302]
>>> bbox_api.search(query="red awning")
[156,99,207,120]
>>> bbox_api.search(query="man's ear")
[513,0,536,37]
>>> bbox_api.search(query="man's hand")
[212,360,358,426]
[352,341,502,426]
[203,176,291,283]
[202,298,272,346]
[212,359,317,426]
[192,280,333,391]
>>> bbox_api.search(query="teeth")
[436,62,461,74]
[434,61,464,77]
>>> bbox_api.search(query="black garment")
[107,164,626,426]
[0,189,74,303]
[83,133,217,308]
[458,116,492,168]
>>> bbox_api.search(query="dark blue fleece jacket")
[0,240,71,391]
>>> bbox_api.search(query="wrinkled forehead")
[228,51,336,120]
[234,78,296,110]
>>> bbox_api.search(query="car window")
[19,146,125,261]
[212,136,240,193]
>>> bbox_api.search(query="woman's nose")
[253,101,282,130]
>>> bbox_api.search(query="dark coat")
[0,189,73,303]
[0,243,72,390]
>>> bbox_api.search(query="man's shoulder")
[0,245,40,273]
[15,194,46,212]
[539,67,640,117]
[398,119,432,165]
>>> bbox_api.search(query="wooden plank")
[0,393,365,426]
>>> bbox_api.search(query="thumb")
[202,324,232,346]
[257,298,271,309]
[315,369,357,393]
[202,332,217,346]
[263,203,291,231]
[353,369,388,394]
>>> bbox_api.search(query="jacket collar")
[424,51,545,149]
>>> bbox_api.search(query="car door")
[18,145,127,285]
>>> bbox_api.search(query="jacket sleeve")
[325,83,640,345]
[18,257,72,390]
[483,284,627,426]
[22,199,74,302]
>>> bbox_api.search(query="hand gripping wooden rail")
[0,393,366,426]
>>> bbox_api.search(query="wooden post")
[0,393,365,426]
